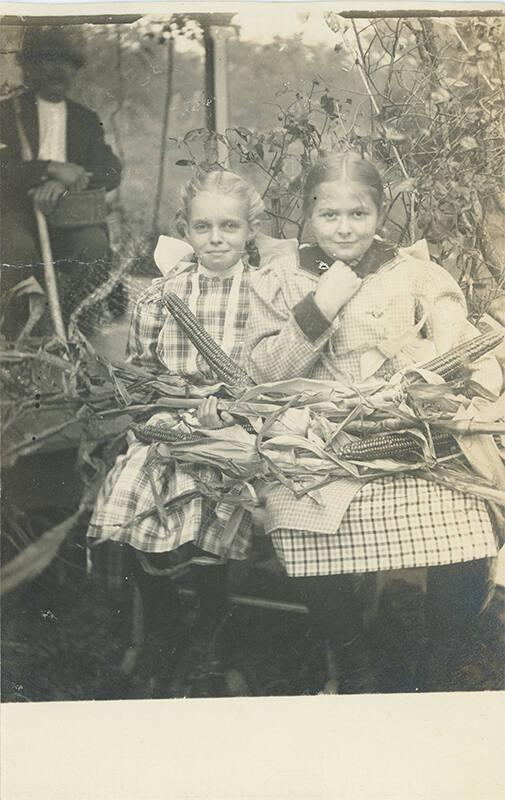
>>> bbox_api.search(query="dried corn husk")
[3,328,505,576]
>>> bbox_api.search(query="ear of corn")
[132,418,256,444]
[417,331,504,381]
[233,417,257,435]
[131,422,203,445]
[337,429,457,462]
[163,292,253,387]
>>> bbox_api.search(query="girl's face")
[186,192,257,272]
[309,181,381,264]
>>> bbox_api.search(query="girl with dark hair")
[245,151,503,693]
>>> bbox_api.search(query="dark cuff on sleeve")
[293,292,332,343]
[20,160,51,188]
[39,161,51,179]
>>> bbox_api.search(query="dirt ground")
[2,533,504,702]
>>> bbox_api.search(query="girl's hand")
[314,260,362,321]
[197,396,234,429]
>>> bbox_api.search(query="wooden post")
[34,207,67,341]
[197,13,237,164]
[209,23,235,164]
[202,22,217,133]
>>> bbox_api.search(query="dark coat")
[0,90,122,213]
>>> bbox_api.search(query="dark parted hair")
[302,151,385,216]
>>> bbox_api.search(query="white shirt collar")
[36,96,67,111]
[36,96,67,163]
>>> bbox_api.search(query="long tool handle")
[34,206,67,340]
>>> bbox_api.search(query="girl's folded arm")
[244,266,339,383]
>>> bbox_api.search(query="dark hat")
[19,27,86,69]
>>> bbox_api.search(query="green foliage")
[160,17,505,317]
[5,15,504,310]
[4,20,505,317]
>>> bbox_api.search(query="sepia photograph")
[1,0,504,723]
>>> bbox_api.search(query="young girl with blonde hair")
[88,169,264,692]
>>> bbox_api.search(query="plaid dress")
[245,242,500,577]
[87,259,255,578]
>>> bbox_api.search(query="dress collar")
[298,239,398,279]
[197,258,245,280]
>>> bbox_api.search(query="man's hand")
[46,161,91,191]
[197,396,234,429]
[30,180,67,215]
[314,260,362,321]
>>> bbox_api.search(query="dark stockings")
[191,560,230,633]
[289,559,496,692]
[419,557,496,691]
[425,558,495,643]
[290,560,494,649]
[131,558,183,674]
[132,551,230,685]
[289,573,371,650]
[289,573,377,692]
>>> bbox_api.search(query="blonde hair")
[175,169,265,237]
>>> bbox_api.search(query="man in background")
[0,26,122,337]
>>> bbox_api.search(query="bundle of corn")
[335,332,504,463]
[163,292,253,388]
[3,318,504,483]
[337,429,458,463]
[127,330,505,473]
